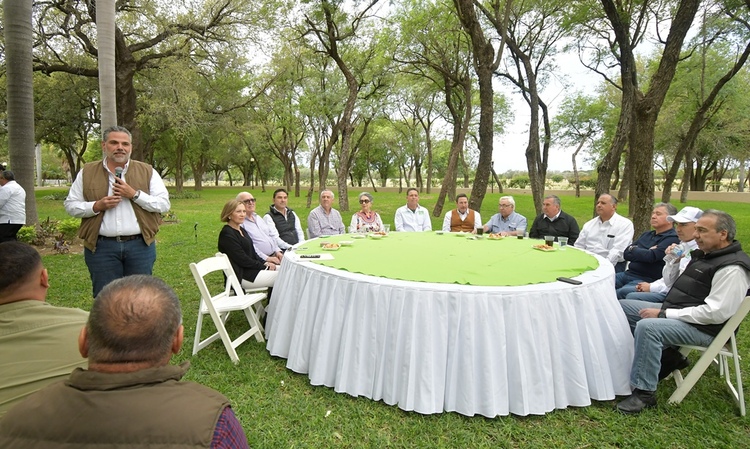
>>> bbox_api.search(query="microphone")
[115,167,123,178]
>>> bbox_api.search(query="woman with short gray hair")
[350,192,384,233]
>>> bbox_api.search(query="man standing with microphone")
[65,126,171,297]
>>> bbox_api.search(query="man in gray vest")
[0,275,249,448]
[617,210,750,414]
[64,126,171,297]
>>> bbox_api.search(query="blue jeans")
[620,299,714,392]
[624,291,666,303]
[84,236,156,297]
[615,270,645,289]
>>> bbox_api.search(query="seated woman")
[350,192,384,233]
[218,199,277,289]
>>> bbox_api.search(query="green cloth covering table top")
[294,231,599,286]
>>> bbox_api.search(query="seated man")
[237,191,282,265]
[574,194,633,271]
[615,202,680,298]
[529,195,580,244]
[483,195,527,236]
[263,188,305,250]
[0,242,88,418]
[442,193,481,233]
[0,275,250,448]
[624,206,702,303]
[616,210,750,414]
[307,189,345,238]
[395,188,431,232]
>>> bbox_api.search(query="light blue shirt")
[484,211,527,234]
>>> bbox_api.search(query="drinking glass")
[558,237,568,250]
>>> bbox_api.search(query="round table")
[265,232,634,417]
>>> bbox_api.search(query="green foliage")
[551,174,564,183]
[169,191,201,200]
[16,226,37,244]
[57,218,80,241]
[508,176,530,189]
[43,190,70,201]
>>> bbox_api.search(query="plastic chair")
[189,253,267,364]
[668,296,750,416]
[213,253,269,331]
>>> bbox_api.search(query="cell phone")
[300,255,321,259]
[557,276,582,285]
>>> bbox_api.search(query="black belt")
[99,234,142,242]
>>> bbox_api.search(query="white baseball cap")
[667,206,703,223]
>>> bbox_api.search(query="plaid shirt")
[212,407,249,449]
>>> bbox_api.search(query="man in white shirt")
[64,126,171,297]
[263,188,305,250]
[307,190,345,238]
[442,194,481,233]
[237,192,283,265]
[574,194,634,271]
[0,171,26,243]
[622,206,702,302]
[394,188,431,232]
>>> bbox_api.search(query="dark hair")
[273,188,288,199]
[406,188,419,196]
[702,209,737,241]
[2,170,14,181]
[102,125,132,142]
[0,242,42,296]
[456,193,468,201]
[87,275,182,364]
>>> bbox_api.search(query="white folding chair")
[213,252,269,327]
[669,296,750,416]
[190,253,267,364]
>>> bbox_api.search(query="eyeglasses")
[499,204,511,208]
[360,199,371,204]
[242,199,256,204]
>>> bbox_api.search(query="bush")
[550,174,564,183]
[169,191,201,199]
[16,226,37,244]
[508,176,530,189]
[57,218,80,241]
[43,190,70,201]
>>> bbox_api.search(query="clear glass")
[558,237,568,250]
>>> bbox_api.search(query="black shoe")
[616,389,657,414]
[658,348,690,380]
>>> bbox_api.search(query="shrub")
[43,190,70,201]
[550,174,564,183]
[169,191,201,199]
[16,226,37,244]
[508,176,530,189]
[57,218,80,241]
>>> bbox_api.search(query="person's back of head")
[86,275,182,370]
[0,242,45,304]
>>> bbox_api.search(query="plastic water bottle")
[664,242,688,263]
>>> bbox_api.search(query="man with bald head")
[0,275,249,448]
[0,242,88,418]
[575,194,634,271]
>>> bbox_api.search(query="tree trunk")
[96,0,117,129]
[4,0,38,225]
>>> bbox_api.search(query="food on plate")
[372,231,387,236]
[321,243,341,250]
[532,243,555,252]
[487,233,503,240]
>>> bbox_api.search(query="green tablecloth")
[295,232,599,287]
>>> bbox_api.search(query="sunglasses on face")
[243,199,256,204]
[360,199,371,204]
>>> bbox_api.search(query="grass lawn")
[36,187,750,448]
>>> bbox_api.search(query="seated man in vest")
[0,242,88,418]
[616,210,750,414]
[442,193,482,233]
[528,195,580,244]
[0,275,250,448]
[264,188,305,250]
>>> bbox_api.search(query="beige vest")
[77,160,162,251]
[450,209,476,232]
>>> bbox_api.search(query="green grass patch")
[36,187,750,447]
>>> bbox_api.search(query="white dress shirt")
[665,265,750,325]
[64,159,170,237]
[395,204,432,232]
[0,181,26,224]
[574,212,634,265]
[241,213,281,260]
[653,239,700,293]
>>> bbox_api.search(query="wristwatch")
[133,190,141,201]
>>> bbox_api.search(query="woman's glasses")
[359,199,371,204]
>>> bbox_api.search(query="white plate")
[340,241,354,246]
[351,234,366,239]
[369,234,384,239]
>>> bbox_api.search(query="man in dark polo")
[64,126,171,297]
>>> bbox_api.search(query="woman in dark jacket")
[218,199,277,289]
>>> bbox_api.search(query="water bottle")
[664,242,688,263]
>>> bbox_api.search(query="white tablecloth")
[265,252,634,417]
